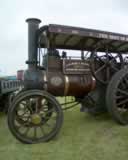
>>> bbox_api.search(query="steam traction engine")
[7,18,128,143]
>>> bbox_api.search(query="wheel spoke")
[44,108,55,114]
[121,110,128,118]
[106,67,110,81]
[33,126,37,138]
[35,98,39,113]
[117,88,128,96]
[38,105,49,113]
[15,121,30,130]
[48,115,57,121]
[95,64,106,74]
[116,95,127,99]
[106,50,109,61]
[123,78,128,86]
[109,54,119,63]
[45,122,52,127]
[15,124,22,130]
[120,80,127,89]
[40,126,45,135]
[117,98,128,106]
[27,100,34,114]
[95,55,105,63]
[111,65,119,71]
[18,115,30,119]
[109,52,113,58]
[23,126,30,136]
[20,102,26,106]
[17,109,29,117]
[16,111,30,121]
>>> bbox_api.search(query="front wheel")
[8,90,63,144]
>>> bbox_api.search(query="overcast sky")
[0,0,128,75]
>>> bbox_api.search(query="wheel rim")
[8,90,63,143]
[114,74,128,123]
[90,49,123,84]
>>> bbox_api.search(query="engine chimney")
[26,18,41,69]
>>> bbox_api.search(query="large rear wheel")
[106,68,128,125]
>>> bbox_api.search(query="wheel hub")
[31,114,41,125]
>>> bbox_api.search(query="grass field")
[1,105,128,160]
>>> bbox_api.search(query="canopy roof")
[39,24,128,53]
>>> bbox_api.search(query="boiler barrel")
[46,72,96,97]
